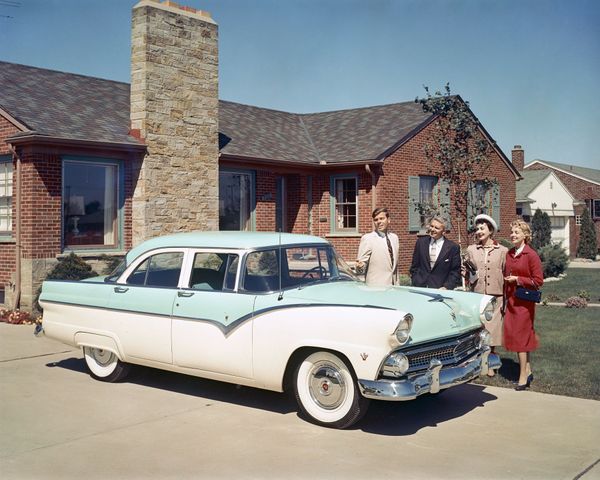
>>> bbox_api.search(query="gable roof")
[516,169,552,202]
[1,61,513,172]
[0,61,140,146]
[526,159,600,186]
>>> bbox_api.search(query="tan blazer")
[357,231,399,287]
[465,242,508,296]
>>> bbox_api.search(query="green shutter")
[466,181,476,231]
[492,182,501,231]
[438,179,451,231]
[408,176,421,232]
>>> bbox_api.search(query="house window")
[408,176,450,232]
[576,215,581,226]
[331,176,358,232]
[467,180,500,231]
[63,160,120,249]
[0,157,12,235]
[219,170,254,231]
[550,217,566,229]
[593,200,600,219]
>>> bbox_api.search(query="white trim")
[525,160,600,187]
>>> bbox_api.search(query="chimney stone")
[511,145,524,171]
[131,0,219,245]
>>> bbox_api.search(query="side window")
[224,255,239,291]
[331,176,358,233]
[126,252,184,288]
[243,249,279,293]
[189,252,228,291]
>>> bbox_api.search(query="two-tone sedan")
[37,231,500,429]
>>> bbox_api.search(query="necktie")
[385,234,394,267]
[429,240,438,269]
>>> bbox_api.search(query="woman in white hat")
[463,214,508,375]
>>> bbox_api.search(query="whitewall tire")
[293,351,369,429]
[83,346,130,382]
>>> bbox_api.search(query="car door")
[108,249,184,364]
[171,250,256,379]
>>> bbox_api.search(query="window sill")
[59,249,127,259]
[325,233,362,238]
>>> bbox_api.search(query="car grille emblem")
[360,353,368,361]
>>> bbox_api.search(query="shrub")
[577,290,591,301]
[531,209,552,252]
[46,252,96,281]
[539,243,569,278]
[398,274,411,286]
[576,206,597,260]
[99,254,125,275]
[565,296,588,308]
[499,238,513,250]
[545,293,561,302]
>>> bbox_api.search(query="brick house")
[519,153,600,256]
[0,0,520,310]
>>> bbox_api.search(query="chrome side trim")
[358,349,501,401]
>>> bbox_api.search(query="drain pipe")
[365,163,377,211]
[11,145,21,310]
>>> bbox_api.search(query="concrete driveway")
[1,323,599,480]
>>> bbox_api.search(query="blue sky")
[1,0,598,170]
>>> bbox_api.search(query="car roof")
[126,231,330,262]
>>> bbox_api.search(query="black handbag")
[515,281,542,303]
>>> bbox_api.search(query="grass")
[474,307,600,400]
[542,267,600,303]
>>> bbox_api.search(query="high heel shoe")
[515,374,533,391]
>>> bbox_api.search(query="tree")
[415,84,494,245]
[577,206,597,260]
[531,208,552,251]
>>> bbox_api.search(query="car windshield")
[242,244,358,293]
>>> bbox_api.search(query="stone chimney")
[131,0,219,244]
[511,145,524,171]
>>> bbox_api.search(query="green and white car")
[37,231,500,429]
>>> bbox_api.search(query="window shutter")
[408,176,421,232]
[466,181,476,231]
[492,182,501,231]
[438,179,451,231]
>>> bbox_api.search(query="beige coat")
[465,242,508,346]
[357,231,399,287]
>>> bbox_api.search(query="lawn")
[475,307,599,400]
[542,267,600,302]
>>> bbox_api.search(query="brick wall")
[527,163,600,253]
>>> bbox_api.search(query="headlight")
[480,296,496,323]
[391,313,413,347]
[382,352,410,377]
[478,329,491,349]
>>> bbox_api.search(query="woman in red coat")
[503,219,544,390]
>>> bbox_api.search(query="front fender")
[251,305,404,391]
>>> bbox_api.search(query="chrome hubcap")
[91,348,114,366]
[308,362,346,409]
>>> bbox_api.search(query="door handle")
[114,286,129,293]
[177,291,195,297]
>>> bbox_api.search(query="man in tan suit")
[356,207,399,287]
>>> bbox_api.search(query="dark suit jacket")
[409,236,461,289]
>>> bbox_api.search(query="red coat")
[503,244,544,352]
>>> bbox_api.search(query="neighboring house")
[523,158,600,256]
[0,0,520,310]
[516,169,575,254]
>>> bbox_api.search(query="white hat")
[474,213,497,232]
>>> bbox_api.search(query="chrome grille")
[401,330,480,374]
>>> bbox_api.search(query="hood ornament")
[360,353,369,361]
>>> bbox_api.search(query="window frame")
[61,156,124,252]
[330,174,359,234]
[0,155,13,240]
[219,168,256,231]
[593,199,600,219]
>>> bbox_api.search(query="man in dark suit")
[410,216,461,290]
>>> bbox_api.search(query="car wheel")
[293,351,370,429]
[83,346,130,382]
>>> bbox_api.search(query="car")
[37,231,500,429]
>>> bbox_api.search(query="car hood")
[283,281,486,344]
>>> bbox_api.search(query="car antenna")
[277,230,284,301]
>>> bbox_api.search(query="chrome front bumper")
[358,347,501,401]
